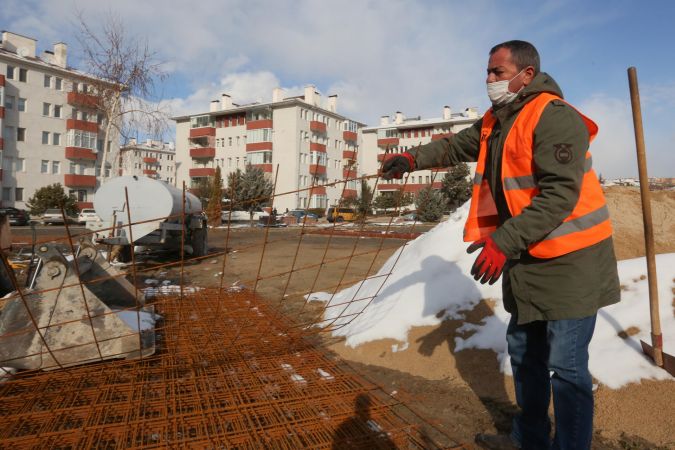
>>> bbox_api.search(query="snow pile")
[309,203,675,389]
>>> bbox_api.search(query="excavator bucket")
[0,242,155,371]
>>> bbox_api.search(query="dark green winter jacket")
[408,72,620,323]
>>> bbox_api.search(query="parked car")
[77,208,101,224]
[326,207,356,223]
[400,212,420,222]
[0,207,30,226]
[283,209,319,223]
[221,208,269,223]
[41,208,70,225]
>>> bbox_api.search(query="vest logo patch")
[554,143,574,164]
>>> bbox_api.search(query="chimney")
[443,106,452,120]
[272,87,284,103]
[395,111,404,124]
[146,138,153,146]
[304,85,318,106]
[328,94,337,112]
[464,107,478,118]
[380,115,390,125]
[1,31,37,57]
[129,138,137,146]
[221,93,232,110]
[53,42,67,68]
[210,100,220,112]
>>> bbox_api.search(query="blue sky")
[2,0,673,178]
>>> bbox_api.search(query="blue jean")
[506,314,597,450]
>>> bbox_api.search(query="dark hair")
[490,40,540,74]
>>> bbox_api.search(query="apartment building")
[173,86,365,212]
[0,30,117,210]
[361,107,481,197]
[118,139,177,185]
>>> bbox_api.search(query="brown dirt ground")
[152,187,674,449]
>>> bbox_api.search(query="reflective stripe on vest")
[463,93,612,258]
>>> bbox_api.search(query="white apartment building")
[118,139,177,185]
[0,30,117,211]
[361,107,481,197]
[173,86,365,212]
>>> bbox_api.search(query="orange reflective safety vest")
[463,92,612,258]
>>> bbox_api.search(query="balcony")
[66,119,98,133]
[143,169,158,176]
[0,74,4,86]
[431,132,453,141]
[143,157,159,164]
[65,147,97,161]
[309,121,326,134]
[246,142,273,152]
[342,189,357,199]
[377,137,399,148]
[67,91,99,108]
[0,106,4,119]
[343,130,357,142]
[189,127,216,138]
[189,147,215,159]
[342,150,356,160]
[64,174,97,188]
[377,183,402,191]
[343,168,357,179]
[189,167,216,178]
[246,119,273,130]
[309,186,326,196]
[309,142,326,152]
[309,164,326,176]
[0,138,4,151]
[253,163,273,173]
[77,201,94,210]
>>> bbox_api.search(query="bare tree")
[75,11,168,179]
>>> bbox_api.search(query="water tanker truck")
[87,176,208,261]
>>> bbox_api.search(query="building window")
[18,68,28,82]
[44,74,52,88]
[69,190,87,202]
[70,162,76,174]
[55,77,62,90]
[2,188,11,202]
[53,133,61,146]
[42,131,50,145]
[54,105,62,118]
[5,95,14,109]
[52,161,60,174]
[41,160,49,173]
[15,158,25,172]
[15,188,23,202]
[6,66,15,79]
[17,128,26,142]
[43,102,51,116]
[18,98,26,112]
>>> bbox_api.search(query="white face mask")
[486,68,525,106]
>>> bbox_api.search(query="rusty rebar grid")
[0,289,460,449]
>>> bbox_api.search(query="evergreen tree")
[373,191,414,213]
[415,187,445,222]
[26,183,79,216]
[350,179,374,219]
[205,167,223,226]
[227,165,274,221]
[440,163,472,212]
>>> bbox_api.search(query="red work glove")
[467,236,507,285]
[380,152,415,180]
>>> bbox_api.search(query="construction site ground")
[2,186,673,448]
[132,186,674,449]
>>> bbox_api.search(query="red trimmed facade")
[253,164,273,173]
[64,174,97,188]
[143,157,159,164]
[246,119,273,130]
[67,91,99,108]
[309,164,326,175]
[309,186,327,196]
[66,119,98,133]
[377,137,399,147]
[189,167,216,177]
[246,142,273,152]
[343,130,357,142]
[342,150,356,160]
[309,142,326,152]
[189,147,216,158]
[189,127,216,138]
[77,201,94,210]
[65,147,97,161]
[309,121,326,133]
[342,189,357,198]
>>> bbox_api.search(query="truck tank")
[94,176,202,242]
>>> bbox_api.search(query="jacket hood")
[492,72,563,117]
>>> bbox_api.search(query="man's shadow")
[332,394,397,449]
[383,255,515,433]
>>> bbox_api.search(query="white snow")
[310,203,675,389]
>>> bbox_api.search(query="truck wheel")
[117,245,133,263]
[191,227,208,257]
[336,216,344,223]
